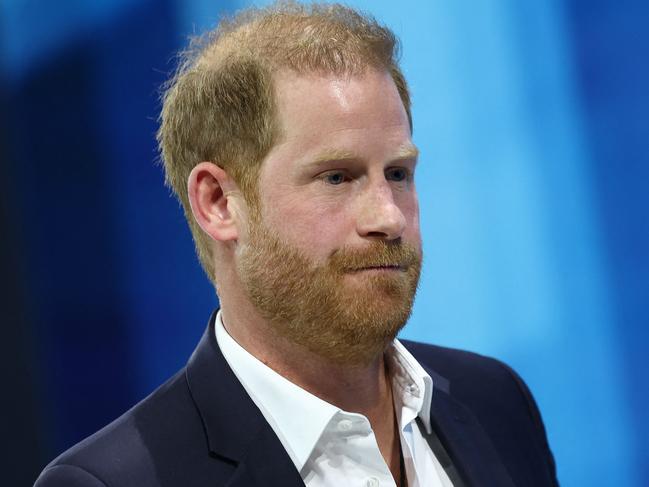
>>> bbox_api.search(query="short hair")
[157,1,412,282]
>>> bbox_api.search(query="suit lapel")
[185,312,304,487]
[224,426,305,487]
[428,379,515,487]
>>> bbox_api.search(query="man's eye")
[324,172,347,185]
[386,167,409,182]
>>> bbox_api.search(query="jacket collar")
[185,311,304,486]
[421,363,516,487]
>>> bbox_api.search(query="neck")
[220,303,391,414]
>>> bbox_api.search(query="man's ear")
[187,162,243,243]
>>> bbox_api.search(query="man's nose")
[356,181,406,240]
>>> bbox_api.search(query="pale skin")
[188,68,421,485]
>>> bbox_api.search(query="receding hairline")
[188,2,405,92]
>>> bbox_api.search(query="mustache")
[328,240,421,272]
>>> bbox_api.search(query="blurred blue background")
[1,0,646,485]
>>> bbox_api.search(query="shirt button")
[365,477,379,487]
[338,419,353,431]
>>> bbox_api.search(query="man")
[35,2,558,486]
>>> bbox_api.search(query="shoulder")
[401,339,558,485]
[402,339,529,395]
[401,339,544,424]
[34,368,212,487]
[401,338,510,377]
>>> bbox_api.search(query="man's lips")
[348,264,406,272]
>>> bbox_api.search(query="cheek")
[264,192,353,250]
[399,192,421,239]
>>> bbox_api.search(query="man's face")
[236,68,422,365]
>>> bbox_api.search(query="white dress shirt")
[215,311,453,487]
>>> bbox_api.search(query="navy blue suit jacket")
[35,311,559,486]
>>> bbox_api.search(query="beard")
[236,216,422,366]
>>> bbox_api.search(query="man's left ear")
[187,162,243,243]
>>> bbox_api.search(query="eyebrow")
[306,143,419,168]
[394,143,419,160]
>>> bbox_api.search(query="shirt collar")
[214,310,434,470]
[386,339,434,434]
[215,311,339,470]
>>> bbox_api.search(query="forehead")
[266,69,413,165]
